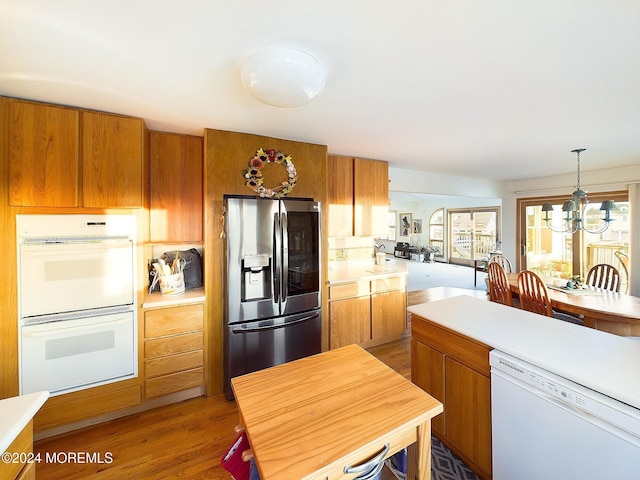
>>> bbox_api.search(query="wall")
[203,129,328,395]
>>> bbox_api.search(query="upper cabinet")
[353,157,388,237]
[327,155,354,237]
[9,101,80,207]
[82,111,147,208]
[7,98,147,209]
[149,131,203,242]
[327,155,389,237]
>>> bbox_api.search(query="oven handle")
[22,317,132,337]
[20,244,132,256]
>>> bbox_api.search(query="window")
[517,191,629,290]
[429,208,444,257]
[448,207,500,266]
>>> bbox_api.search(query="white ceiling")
[1,1,639,181]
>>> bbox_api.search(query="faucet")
[374,243,385,252]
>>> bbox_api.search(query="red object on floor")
[221,432,251,480]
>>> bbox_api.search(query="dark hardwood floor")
[34,287,480,479]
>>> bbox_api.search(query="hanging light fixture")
[541,149,616,234]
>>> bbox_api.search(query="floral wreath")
[243,148,297,198]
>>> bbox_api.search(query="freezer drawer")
[224,310,321,400]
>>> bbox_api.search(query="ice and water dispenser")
[241,254,271,301]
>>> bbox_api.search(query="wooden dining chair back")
[488,254,513,273]
[615,251,629,294]
[487,262,512,306]
[586,264,621,292]
[517,270,553,317]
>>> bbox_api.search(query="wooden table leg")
[407,421,432,480]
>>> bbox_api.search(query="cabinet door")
[327,155,354,236]
[353,157,388,237]
[8,101,80,207]
[411,339,445,435]
[149,132,203,242]
[371,289,406,339]
[82,111,145,208]
[329,296,371,349]
[445,357,492,477]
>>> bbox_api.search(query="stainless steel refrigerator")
[223,195,322,399]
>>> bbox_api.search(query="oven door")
[20,311,136,395]
[19,240,134,317]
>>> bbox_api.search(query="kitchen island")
[408,295,640,479]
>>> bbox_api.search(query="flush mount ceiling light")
[241,48,327,107]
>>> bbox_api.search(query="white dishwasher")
[490,350,640,480]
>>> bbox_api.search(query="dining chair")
[615,251,630,294]
[586,264,621,292]
[487,254,513,273]
[517,270,584,325]
[487,262,513,307]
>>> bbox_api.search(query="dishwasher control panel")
[490,349,640,438]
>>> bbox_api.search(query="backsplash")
[328,236,375,262]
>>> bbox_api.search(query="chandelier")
[541,149,616,234]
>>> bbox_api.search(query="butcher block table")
[231,344,443,480]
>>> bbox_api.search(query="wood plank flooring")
[33,287,482,480]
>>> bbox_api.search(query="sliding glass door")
[517,192,630,290]
[448,208,500,266]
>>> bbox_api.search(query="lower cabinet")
[411,314,492,480]
[329,275,407,349]
[143,303,205,399]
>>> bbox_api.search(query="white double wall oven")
[17,214,138,396]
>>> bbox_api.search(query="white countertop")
[0,391,48,453]
[327,259,408,284]
[408,296,640,410]
[142,287,205,309]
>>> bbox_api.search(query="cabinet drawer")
[371,275,406,293]
[144,304,204,338]
[145,367,204,399]
[145,332,203,359]
[145,349,204,378]
[329,282,370,300]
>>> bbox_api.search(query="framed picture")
[399,213,412,236]
[413,219,422,234]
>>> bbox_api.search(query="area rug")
[431,435,480,480]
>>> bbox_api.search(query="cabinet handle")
[343,443,389,478]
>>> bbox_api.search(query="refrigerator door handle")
[231,313,318,334]
[273,212,281,303]
[281,211,288,303]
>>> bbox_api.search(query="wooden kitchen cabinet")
[371,276,407,339]
[8,101,80,207]
[82,111,147,208]
[149,131,203,242]
[411,313,492,480]
[143,303,205,399]
[353,157,389,237]
[327,155,354,237]
[7,98,147,208]
[327,155,389,237]
[329,275,406,349]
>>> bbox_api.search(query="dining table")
[231,344,443,480]
[507,272,640,336]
